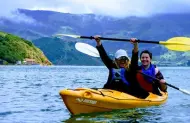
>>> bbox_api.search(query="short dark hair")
[140,50,152,59]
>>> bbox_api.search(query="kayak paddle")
[75,42,190,95]
[55,34,190,52]
[138,72,190,95]
[75,42,100,57]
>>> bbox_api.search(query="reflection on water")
[63,107,166,123]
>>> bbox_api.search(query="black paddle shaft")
[138,71,180,90]
[80,36,160,44]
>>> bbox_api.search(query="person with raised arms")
[94,36,149,98]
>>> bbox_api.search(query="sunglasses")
[116,56,129,61]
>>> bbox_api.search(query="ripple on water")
[0,66,190,123]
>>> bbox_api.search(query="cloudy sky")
[1,0,190,18]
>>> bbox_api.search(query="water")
[0,66,190,123]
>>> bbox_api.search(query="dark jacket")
[154,68,167,92]
[96,44,149,98]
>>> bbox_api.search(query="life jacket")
[111,68,129,86]
[136,64,156,92]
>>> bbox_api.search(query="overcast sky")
[1,0,190,19]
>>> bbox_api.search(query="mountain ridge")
[0,9,190,66]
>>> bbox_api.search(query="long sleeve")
[156,71,167,92]
[129,50,139,72]
[96,44,114,69]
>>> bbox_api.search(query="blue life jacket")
[141,64,155,83]
[111,68,129,85]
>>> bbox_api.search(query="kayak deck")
[59,88,168,115]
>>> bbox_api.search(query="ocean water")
[0,66,190,123]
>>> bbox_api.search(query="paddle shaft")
[138,71,180,90]
[56,34,190,51]
[74,42,190,95]
[80,36,159,44]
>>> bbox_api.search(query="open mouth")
[119,63,125,67]
[142,61,149,65]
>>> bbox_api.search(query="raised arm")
[129,38,139,71]
[94,36,114,69]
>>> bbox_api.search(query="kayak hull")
[59,88,168,115]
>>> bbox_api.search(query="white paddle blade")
[179,89,190,95]
[54,34,80,38]
[75,42,100,57]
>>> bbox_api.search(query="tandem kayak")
[59,88,168,115]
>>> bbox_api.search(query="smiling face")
[115,56,129,68]
[140,53,151,67]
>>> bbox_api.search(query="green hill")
[156,51,190,66]
[32,37,103,65]
[0,31,51,65]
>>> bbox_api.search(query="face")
[140,53,151,66]
[115,56,129,68]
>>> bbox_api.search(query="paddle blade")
[54,34,80,38]
[179,89,190,95]
[75,42,100,57]
[160,37,190,51]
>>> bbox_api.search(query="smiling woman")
[114,49,130,68]
[140,50,152,67]
[136,49,167,95]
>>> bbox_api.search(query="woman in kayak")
[94,36,149,98]
[136,49,167,95]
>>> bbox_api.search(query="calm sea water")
[0,66,190,123]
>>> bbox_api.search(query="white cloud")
[0,1,38,23]
[1,0,190,21]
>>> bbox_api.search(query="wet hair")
[140,50,152,59]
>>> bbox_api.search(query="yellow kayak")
[59,88,168,115]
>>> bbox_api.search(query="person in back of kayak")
[136,49,167,95]
[94,36,149,98]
